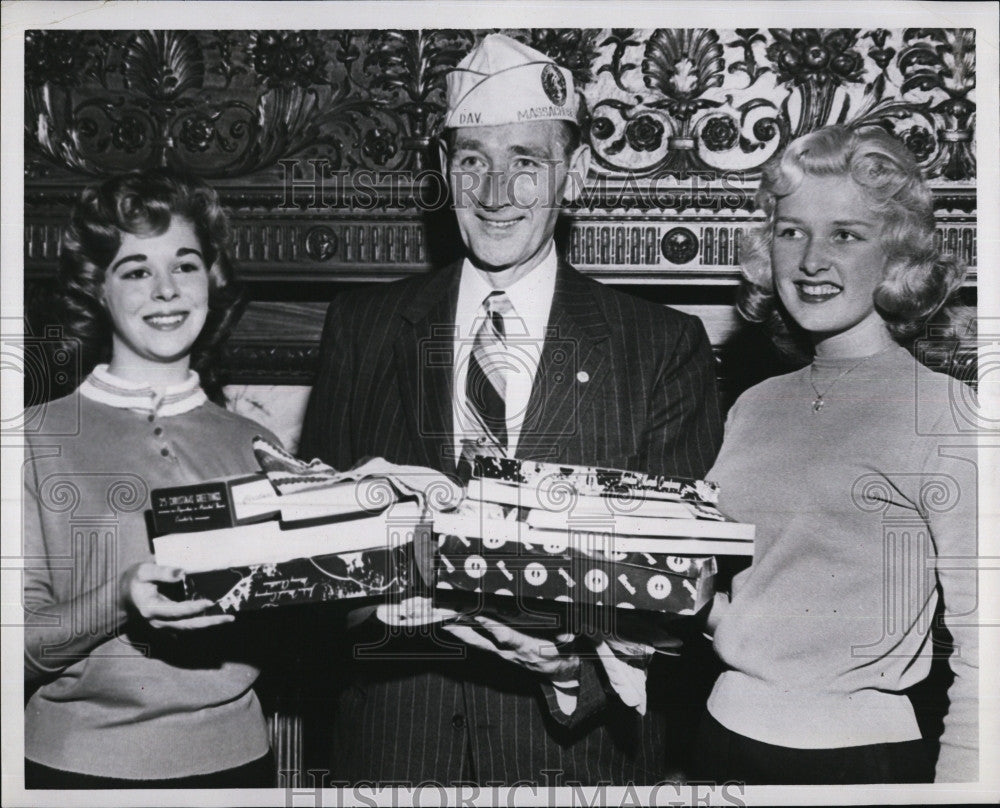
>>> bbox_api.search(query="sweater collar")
[79,364,208,417]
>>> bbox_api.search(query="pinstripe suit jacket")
[300,258,723,785]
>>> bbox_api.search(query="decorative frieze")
[24,214,978,282]
[24,28,976,184]
[23,28,979,283]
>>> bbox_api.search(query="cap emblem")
[541,63,567,106]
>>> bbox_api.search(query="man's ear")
[562,143,591,204]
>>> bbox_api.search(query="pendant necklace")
[808,347,892,413]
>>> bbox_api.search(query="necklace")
[808,347,892,413]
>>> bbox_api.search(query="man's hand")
[593,636,654,715]
[442,615,580,681]
[119,562,234,630]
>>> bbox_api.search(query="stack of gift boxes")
[150,440,431,614]
[150,441,753,620]
[434,457,754,619]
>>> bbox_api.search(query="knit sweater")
[23,370,278,779]
[706,345,978,782]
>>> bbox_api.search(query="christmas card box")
[154,502,428,614]
[150,475,280,535]
[182,545,413,615]
[150,475,390,536]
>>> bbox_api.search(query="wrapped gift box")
[184,545,413,615]
[153,502,429,614]
[435,530,715,616]
[473,456,720,503]
[150,474,281,535]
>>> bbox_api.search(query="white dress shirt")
[452,243,558,463]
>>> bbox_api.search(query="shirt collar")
[455,241,559,341]
[79,364,208,417]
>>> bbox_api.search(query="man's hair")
[57,169,244,398]
[442,120,581,161]
[738,125,968,357]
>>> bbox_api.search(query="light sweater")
[706,345,978,782]
[23,369,278,779]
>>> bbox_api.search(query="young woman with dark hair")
[23,170,278,788]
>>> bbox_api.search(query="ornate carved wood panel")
[24,28,978,392]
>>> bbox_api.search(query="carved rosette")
[582,27,975,182]
[24,28,976,185]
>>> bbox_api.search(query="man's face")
[442,120,590,286]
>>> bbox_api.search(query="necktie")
[459,290,513,478]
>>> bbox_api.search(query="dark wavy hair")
[738,125,971,358]
[57,170,244,399]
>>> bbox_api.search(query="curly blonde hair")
[739,125,969,357]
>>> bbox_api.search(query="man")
[300,34,722,785]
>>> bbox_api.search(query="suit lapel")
[519,261,610,462]
[395,264,461,475]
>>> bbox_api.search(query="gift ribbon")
[252,436,463,511]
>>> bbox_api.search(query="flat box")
[466,478,722,520]
[184,545,412,615]
[154,502,426,572]
[150,474,279,535]
[472,457,720,503]
[435,533,715,616]
[434,511,753,557]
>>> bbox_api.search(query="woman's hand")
[119,563,234,630]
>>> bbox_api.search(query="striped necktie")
[459,290,513,478]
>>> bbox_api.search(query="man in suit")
[300,34,723,786]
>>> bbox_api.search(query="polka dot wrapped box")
[433,512,718,616]
[432,457,755,616]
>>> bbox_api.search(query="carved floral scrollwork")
[897,28,976,180]
[517,28,601,87]
[765,28,865,136]
[587,28,785,177]
[23,28,976,184]
[583,27,974,181]
[364,29,473,161]
[643,29,726,122]
[247,31,331,89]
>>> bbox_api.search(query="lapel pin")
[576,371,589,383]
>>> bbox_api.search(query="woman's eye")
[776,227,802,239]
[120,267,150,280]
[833,230,862,242]
[511,157,541,170]
[175,262,203,273]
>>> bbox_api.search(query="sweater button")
[153,427,163,437]
[147,414,155,423]
[451,713,465,730]
[160,447,169,457]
